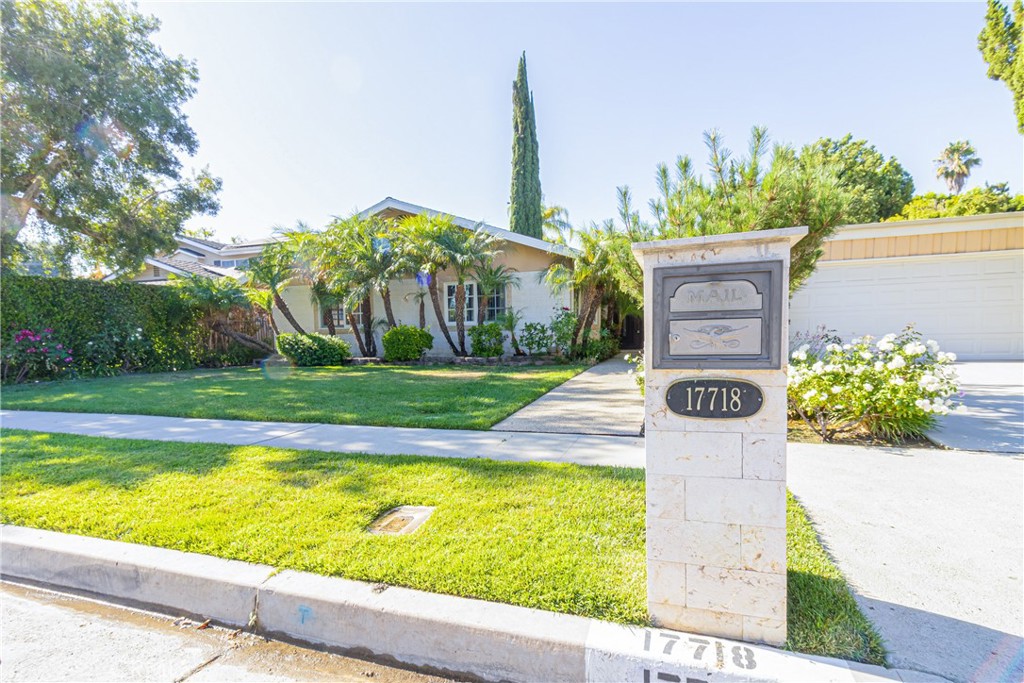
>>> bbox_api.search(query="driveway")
[491,354,644,436]
[926,362,1023,454]
[788,442,1024,683]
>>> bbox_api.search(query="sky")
[138,1,1024,242]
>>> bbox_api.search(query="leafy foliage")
[1,274,201,379]
[0,0,220,272]
[276,333,351,367]
[886,182,1024,221]
[468,322,506,357]
[549,308,579,356]
[787,326,963,442]
[520,321,554,355]
[804,135,914,222]
[979,0,1024,133]
[580,328,621,362]
[381,325,434,362]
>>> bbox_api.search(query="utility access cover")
[367,506,435,536]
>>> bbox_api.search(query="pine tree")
[509,52,543,239]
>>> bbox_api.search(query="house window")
[213,258,247,268]
[446,283,476,323]
[321,300,364,329]
[152,266,162,278]
[481,286,507,322]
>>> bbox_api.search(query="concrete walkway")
[787,443,1024,683]
[0,410,645,469]
[492,354,645,436]
[926,361,1024,454]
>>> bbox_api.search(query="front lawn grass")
[0,429,885,664]
[0,364,584,430]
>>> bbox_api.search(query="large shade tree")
[1,0,220,272]
[979,0,1024,133]
[934,141,983,195]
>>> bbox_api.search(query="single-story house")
[123,197,578,356]
[789,211,1023,360]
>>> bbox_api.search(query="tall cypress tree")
[509,52,543,239]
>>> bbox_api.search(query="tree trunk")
[361,296,376,356]
[428,278,459,354]
[571,285,596,352]
[381,287,397,328]
[478,291,489,324]
[579,285,604,350]
[509,330,524,356]
[320,301,336,335]
[211,321,275,354]
[455,283,468,356]
[273,290,307,334]
[418,296,426,330]
[266,310,280,335]
[347,311,369,357]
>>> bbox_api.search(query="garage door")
[789,251,1024,360]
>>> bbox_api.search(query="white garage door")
[789,251,1024,360]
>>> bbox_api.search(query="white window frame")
[481,285,507,322]
[446,282,476,324]
[317,299,363,331]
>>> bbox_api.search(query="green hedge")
[276,333,352,366]
[382,325,433,361]
[1,275,203,379]
[469,322,506,357]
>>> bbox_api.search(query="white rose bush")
[787,325,964,442]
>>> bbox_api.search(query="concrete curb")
[1,525,919,682]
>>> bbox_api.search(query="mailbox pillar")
[632,227,806,647]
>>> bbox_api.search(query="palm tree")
[245,241,306,334]
[544,221,614,354]
[432,224,499,355]
[172,275,275,354]
[475,260,520,323]
[394,213,460,354]
[542,204,572,242]
[934,141,982,195]
[319,215,376,356]
[345,216,400,329]
[498,308,525,355]
[282,222,343,336]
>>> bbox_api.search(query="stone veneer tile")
[646,474,686,520]
[649,603,744,641]
[684,478,786,527]
[742,615,787,647]
[685,565,786,620]
[647,519,742,568]
[740,525,787,574]
[646,431,743,478]
[647,560,687,606]
[742,433,786,481]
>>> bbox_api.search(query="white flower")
[831,385,843,393]
[812,361,825,373]
[791,350,807,361]
[874,361,885,371]
[859,351,872,360]
[926,340,940,353]
[891,377,905,386]
[915,398,931,410]
[803,389,818,400]
[877,340,895,352]
[864,383,874,392]
[903,342,926,356]
[955,404,969,414]
[826,343,841,353]
[842,343,853,351]
[887,355,906,370]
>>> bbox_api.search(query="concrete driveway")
[927,362,1023,454]
[788,442,1024,683]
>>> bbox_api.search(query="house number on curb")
[665,378,763,419]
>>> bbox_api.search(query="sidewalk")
[492,354,644,436]
[0,410,645,469]
[926,361,1024,454]
[0,581,444,683]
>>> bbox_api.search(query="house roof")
[358,196,579,258]
[830,210,1023,242]
[146,255,243,280]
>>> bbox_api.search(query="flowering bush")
[80,326,155,376]
[1,328,74,383]
[787,325,964,442]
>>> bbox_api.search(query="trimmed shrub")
[276,333,351,366]
[521,322,553,355]
[582,329,621,362]
[1,274,202,380]
[549,308,578,355]
[468,322,505,357]
[382,325,433,362]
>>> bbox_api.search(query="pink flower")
[41,347,48,353]
[56,344,63,349]
[44,328,52,333]
[27,347,35,353]
[64,358,72,363]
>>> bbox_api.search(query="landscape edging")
[0,524,911,683]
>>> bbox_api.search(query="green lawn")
[0,364,584,430]
[0,429,885,664]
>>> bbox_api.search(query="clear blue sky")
[139,1,1023,242]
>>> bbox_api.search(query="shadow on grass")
[0,431,232,489]
[786,570,887,665]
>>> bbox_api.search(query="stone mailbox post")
[632,226,806,647]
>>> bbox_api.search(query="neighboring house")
[121,197,577,357]
[789,211,1024,361]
